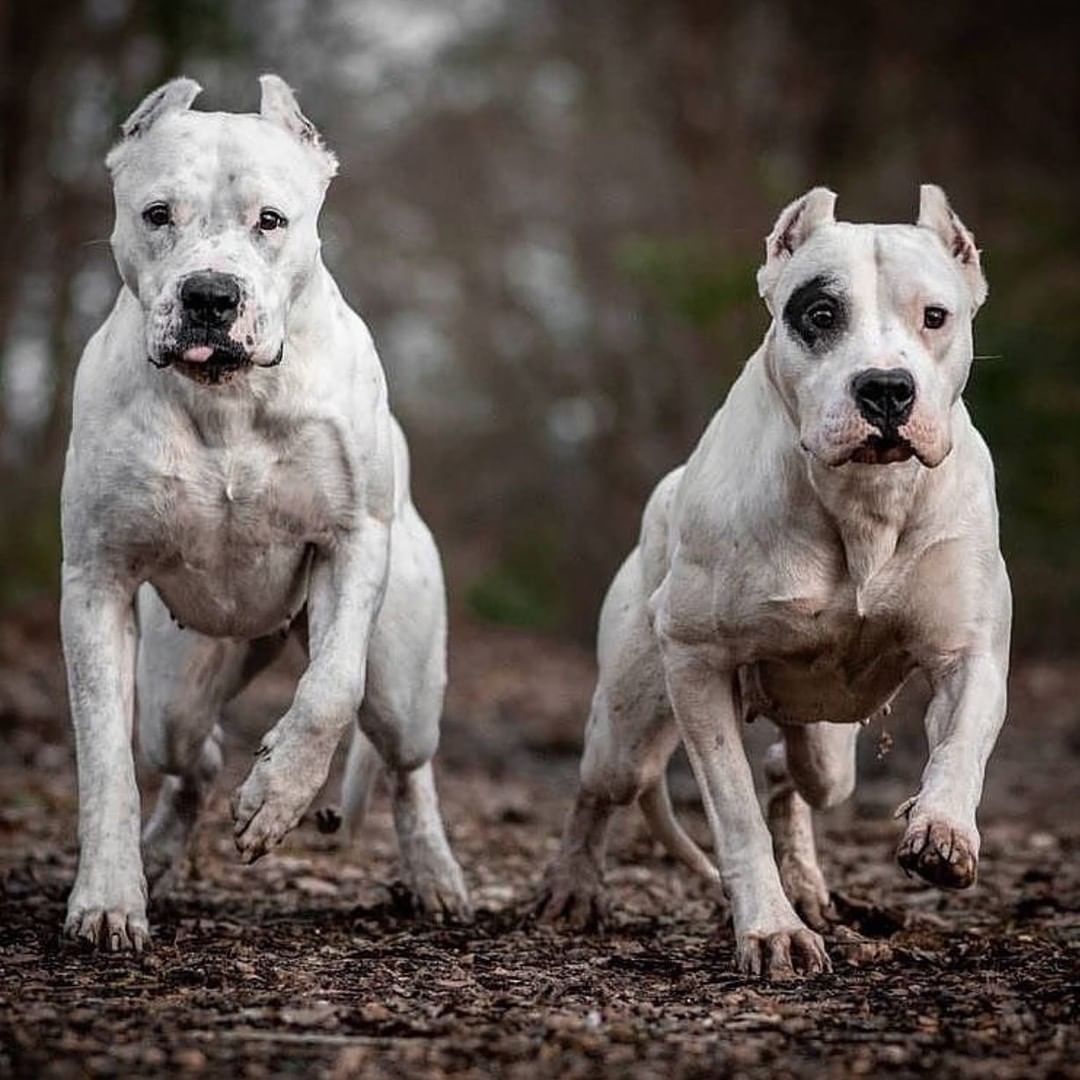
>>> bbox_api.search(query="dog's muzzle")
[149,271,282,383]
[849,368,916,464]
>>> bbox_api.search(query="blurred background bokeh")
[2,0,1078,652]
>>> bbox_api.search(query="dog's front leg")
[660,639,831,979]
[231,517,391,861]
[61,568,147,951]
[897,648,1009,889]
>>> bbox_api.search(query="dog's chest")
[732,567,916,725]
[147,430,352,637]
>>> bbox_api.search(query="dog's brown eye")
[806,301,836,329]
[923,305,948,330]
[142,202,171,228]
[258,208,287,231]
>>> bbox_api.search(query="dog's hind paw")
[533,859,607,932]
[778,854,836,931]
[405,860,474,923]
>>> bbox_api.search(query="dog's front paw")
[896,814,978,889]
[231,736,331,862]
[65,883,149,953]
[736,923,831,979]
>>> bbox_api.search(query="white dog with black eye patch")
[60,76,471,952]
[538,187,1011,980]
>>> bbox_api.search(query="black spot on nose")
[180,271,241,329]
[851,368,916,430]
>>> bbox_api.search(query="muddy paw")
[65,896,150,953]
[736,925,831,979]
[778,856,836,931]
[897,818,978,889]
[533,860,607,932]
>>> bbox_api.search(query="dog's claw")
[736,926,831,980]
[64,903,150,954]
[896,817,978,889]
[533,859,607,932]
[231,732,333,862]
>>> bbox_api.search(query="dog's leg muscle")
[764,724,857,928]
[61,569,147,952]
[137,586,287,887]
[356,503,470,919]
[538,547,689,928]
[660,641,831,978]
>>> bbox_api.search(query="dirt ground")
[0,602,1077,1078]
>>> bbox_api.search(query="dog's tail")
[638,775,720,882]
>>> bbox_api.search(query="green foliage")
[616,237,757,331]
[466,532,565,631]
[0,496,60,609]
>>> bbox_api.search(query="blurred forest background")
[1,0,1078,653]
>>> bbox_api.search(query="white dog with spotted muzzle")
[60,76,471,951]
[538,187,1011,979]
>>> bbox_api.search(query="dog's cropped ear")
[259,74,338,180]
[917,184,988,309]
[120,77,202,139]
[757,187,837,307]
[106,77,201,172]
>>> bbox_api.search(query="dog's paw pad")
[314,807,342,834]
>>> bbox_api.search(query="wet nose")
[851,368,916,429]
[180,272,241,329]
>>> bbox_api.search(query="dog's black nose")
[851,368,916,429]
[180,272,241,329]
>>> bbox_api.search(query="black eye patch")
[782,274,849,349]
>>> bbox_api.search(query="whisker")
[81,237,111,247]
[972,354,1003,361]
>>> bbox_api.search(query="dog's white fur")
[61,76,470,952]
[539,187,1010,979]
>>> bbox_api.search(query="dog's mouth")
[150,335,282,386]
[847,432,915,465]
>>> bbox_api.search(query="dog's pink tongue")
[182,345,214,363]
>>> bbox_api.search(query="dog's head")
[106,76,337,384]
[757,185,987,468]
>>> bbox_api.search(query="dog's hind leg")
[355,504,471,920]
[136,586,285,888]
[536,549,686,929]
[764,722,858,928]
[337,727,382,841]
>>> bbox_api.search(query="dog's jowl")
[60,76,471,951]
[538,187,1010,979]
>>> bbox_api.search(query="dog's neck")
[806,454,925,593]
